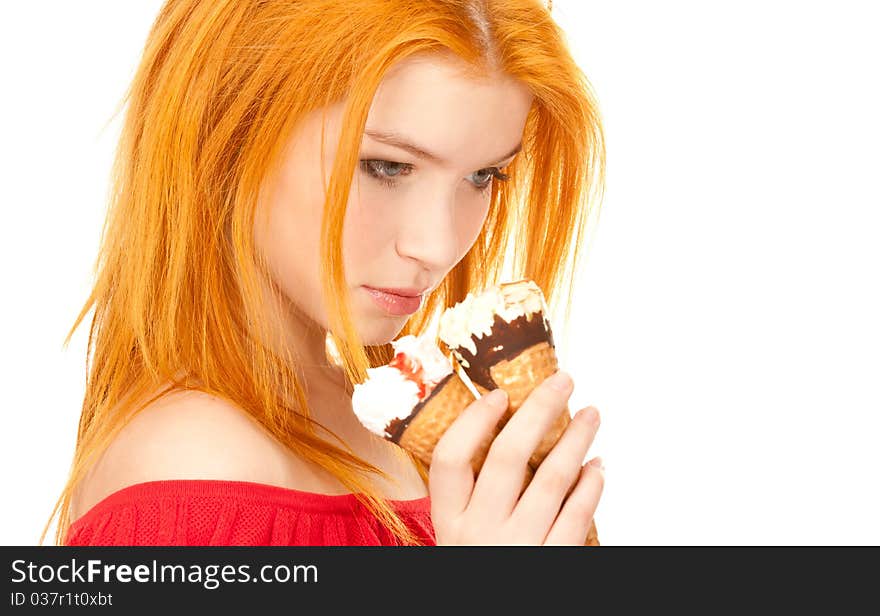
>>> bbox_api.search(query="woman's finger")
[542,457,605,545]
[511,406,600,534]
[429,388,509,521]
[468,371,574,517]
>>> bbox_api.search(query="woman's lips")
[363,286,423,316]
[366,286,427,297]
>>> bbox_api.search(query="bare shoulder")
[70,389,308,521]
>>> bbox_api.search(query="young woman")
[45,0,605,546]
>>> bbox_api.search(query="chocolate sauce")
[452,312,554,391]
[385,371,455,444]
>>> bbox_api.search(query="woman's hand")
[429,371,604,545]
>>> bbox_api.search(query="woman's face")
[255,53,534,346]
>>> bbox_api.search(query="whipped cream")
[351,334,455,439]
[391,334,453,384]
[438,279,549,358]
[351,365,421,438]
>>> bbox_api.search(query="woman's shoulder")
[70,388,333,523]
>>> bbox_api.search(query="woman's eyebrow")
[363,128,522,166]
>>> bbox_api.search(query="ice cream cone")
[471,340,570,470]
[585,518,600,546]
[395,370,532,495]
[470,342,599,546]
[440,279,600,546]
[354,325,598,544]
[393,371,482,472]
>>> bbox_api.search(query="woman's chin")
[354,315,408,346]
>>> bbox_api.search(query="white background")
[1,1,877,545]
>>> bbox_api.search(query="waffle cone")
[397,371,532,495]
[470,341,571,469]
[585,517,600,546]
[470,340,600,546]
[397,372,481,472]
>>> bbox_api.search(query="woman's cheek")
[342,190,395,264]
[459,197,491,253]
[350,179,399,216]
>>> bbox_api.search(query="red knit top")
[65,480,435,546]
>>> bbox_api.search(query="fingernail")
[583,406,599,425]
[548,371,572,392]
[483,388,507,408]
[589,457,604,470]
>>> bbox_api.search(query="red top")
[65,480,435,546]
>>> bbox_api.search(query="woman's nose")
[394,192,460,271]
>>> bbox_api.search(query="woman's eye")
[470,167,510,193]
[359,160,412,187]
[471,168,495,187]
